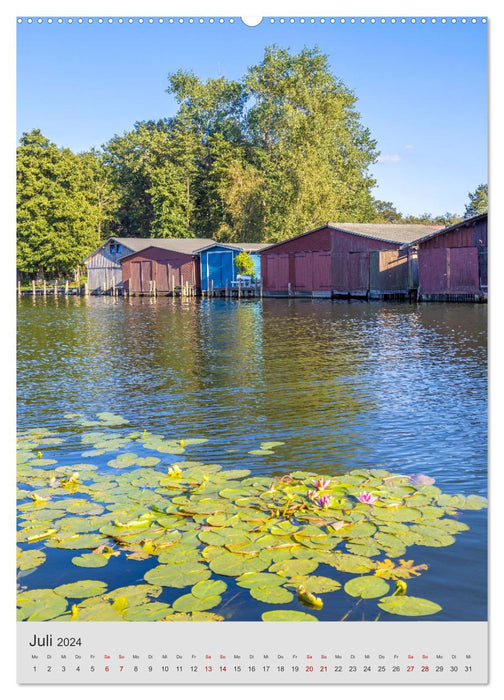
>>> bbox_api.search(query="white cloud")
[404,145,416,151]
[376,154,402,164]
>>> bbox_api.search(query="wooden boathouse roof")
[83,237,215,263]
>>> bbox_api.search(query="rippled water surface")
[17,296,487,620]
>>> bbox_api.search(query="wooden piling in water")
[17,281,21,297]
[32,280,36,296]
[84,282,89,296]
[54,280,58,297]
[65,280,69,296]
[43,280,47,296]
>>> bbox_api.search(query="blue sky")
[16,16,488,217]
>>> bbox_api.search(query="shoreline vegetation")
[17,413,487,622]
[16,44,486,283]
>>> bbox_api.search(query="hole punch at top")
[241,16,263,27]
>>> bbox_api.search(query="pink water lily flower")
[307,489,319,501]
[313,478,330,491]
[316,495,332,509]
[357,491,378,505]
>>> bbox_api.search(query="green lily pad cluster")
[17,418,487,622]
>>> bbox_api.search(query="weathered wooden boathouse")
[83,237,213,294]
[260,223,439,299]
[412,213,487,302]
[120,239,214,295]
[83,237,140,293]
[195,242,268,294]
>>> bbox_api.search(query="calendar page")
[15,7,488,685]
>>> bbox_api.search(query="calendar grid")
[17,621,488,684]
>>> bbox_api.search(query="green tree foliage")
[464,183,488,218]
[103,119,200,237]
[402,212,461,226]
[373,200,403,223]
[234,251,255,276]
[16,130,116,278]
[243,46,378,239]
[373,200,461,228]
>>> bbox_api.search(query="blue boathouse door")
[207,250,235,289]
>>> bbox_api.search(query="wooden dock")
[201,279,263,299]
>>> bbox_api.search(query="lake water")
[17,296,487,621]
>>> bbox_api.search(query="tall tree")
[165,46,379,242]
[103,119,200,237]
[244,45,379,239]
[16,130,111,278]
[464,183,488,218]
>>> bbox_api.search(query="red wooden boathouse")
[260,223,439,298]
[413,213,487,302]
[120,239,214,294]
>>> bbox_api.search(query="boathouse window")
[110,243,121,254]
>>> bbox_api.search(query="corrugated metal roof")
[328,222,442,244]
[259,222,442,253]
[192,242,240,254]
[192,242,269,254]
[238,243,270,252]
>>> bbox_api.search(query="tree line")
[16,45,488,279]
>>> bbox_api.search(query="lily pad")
[377,595,442,617]
[164,612,224,622]
[327,552,376,574]
[144,562,211,588]
[261,610,318,621]
[285,575,341,593]
[191,579,227,599]
[344,576,390,599]
[17,549,46,572]
[172,593,222,612]
[124,603,173,621]
[106,584,162,605]
[54,580,108,598]
[236,572,288,589]
[17,589,68,621]
[72,553,109,568]
[249,586,294,604]
[269,559,318,577]
[74,601,125,621]
[209,553,268,577]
